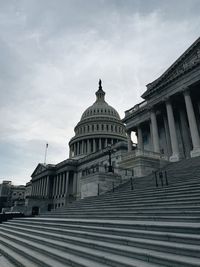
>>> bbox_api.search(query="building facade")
[0,181,25,212]
[14,37,200,215]
[25,81,131,215]
[122,37,200,172]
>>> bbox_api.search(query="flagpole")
[44,143,48,165]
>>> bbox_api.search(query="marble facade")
[121,37,200,175]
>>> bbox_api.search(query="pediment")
[142,37,200,98]
[31,163,47,177]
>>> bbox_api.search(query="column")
[137,125,143,151]
[81,140,84,154]
[58,174,62,197]
[99,138,102,150]
[74,143,77,156]
[45,176,49,197]
[166,99,179,161]
[31,183,35,196]
[69,146,72,158]
[41,178,44,197]
[127,131,132,152]
[77,142,80,155]
[150,110,160,153]
[38,179,41,196]
[105,138,108,147]
[62,173,65,195]
[163,114,172,157]
[87,139,90,154]
[179,107,192,158]
[65,172,69,197]
[183,89,200,157]
[93,139,96,152]
[55,175,58,197]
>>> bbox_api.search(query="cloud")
[0,0,199,184]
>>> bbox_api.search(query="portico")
[123,37,200,169]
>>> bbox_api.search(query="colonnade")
[31,175,49,198]
[31,171,72,199]
[128,89,200,161]
[70,138,120,157]
[52,171,69,198]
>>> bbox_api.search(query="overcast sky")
[0,0,199,185]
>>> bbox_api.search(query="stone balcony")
[120,149,168,177]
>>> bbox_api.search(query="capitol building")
[25,80,132,214]
[19,37,200,215]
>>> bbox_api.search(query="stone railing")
[122,149,168,161]
[125,100,147,116]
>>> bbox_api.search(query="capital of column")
[182,86,190,97]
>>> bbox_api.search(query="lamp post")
[108,145,113,173]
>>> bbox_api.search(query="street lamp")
[107,145,113,173]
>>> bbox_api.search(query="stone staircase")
[0,157,200,266]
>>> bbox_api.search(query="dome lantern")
[95,79,105,102]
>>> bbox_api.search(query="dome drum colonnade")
[69,80,127,158]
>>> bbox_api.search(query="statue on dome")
[99,79,102,90]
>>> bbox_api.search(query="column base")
[190,148,200,158]
[169,153,180,162]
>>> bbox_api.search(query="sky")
[0,0,200,185]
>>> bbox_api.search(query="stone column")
[65,172,69,197]
[52,176,56,197]
[150,110,160,153]
[37,180,40,196]
[35,181,37,196]
[41,178,44,197]
[163,114,172,157]
[166,99,179,161]
[99,138,102,150]
[183,89,200,157]
[38,179,41,196]
[62,173,65,195]
[105,138,108,147]
[81,140,84,154]
[59,174,62,197]
[87,139,90,154]
[179,107,192,158]
[45,176,49,197]
[31,183,35,196]
[127,131,132,152]
[69,146,72,158]
[77,142,80,155]
[55,175,58,196]
[93,139,96,152]
[137,126,143,151]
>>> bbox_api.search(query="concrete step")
[13,218,200,234]
[0,235,68,267]
[5,221,200,245]
[51,205,200,213]
[0,252,20,267]
[0,230,165,267]
[49,197,200,211]
[39,214,200,222]
[56,202,200,213]
[46,210,200,217]
[62,192,200,207]
[2,223,200,256]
